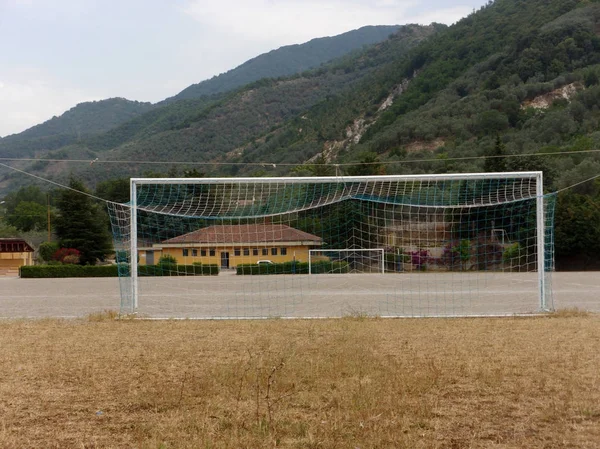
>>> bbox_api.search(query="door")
[220,252,230,269]
[146,251,155,265]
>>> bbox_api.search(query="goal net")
[108,173,556,318]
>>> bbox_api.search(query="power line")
[555,173,600,194]
[0,162,118,205]
[1,148,600,167]
[1,160,599,207]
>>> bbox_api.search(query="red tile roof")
[0,239,34,253]
[163,224,322,245]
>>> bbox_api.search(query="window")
[192,249,198,257]
[280,248,287,256]
[243,248,250,256]
[182,249,189,257]
[201,249,207,257]
[271,248,278,256]
[262,248,268,256]
[234,248,241,256]
[209,249,216,257]
[253,248,259,256]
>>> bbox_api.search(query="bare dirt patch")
[0,315,599,448]
[404,138,446,153]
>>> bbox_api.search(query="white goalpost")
[108,172,555,318]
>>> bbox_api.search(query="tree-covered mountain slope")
[0,98,154,158]
[0,25,401,161]
[0,24,436,190]
[168,25,402,102]
[240,0,600,176]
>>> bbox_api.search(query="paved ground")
[0,272,598,319]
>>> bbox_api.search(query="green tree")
[55,178,113,265]
[38,241,60,262]
[554,191,600,269]
[6,201,48,232]
[292,154,336,176]
[95,178,130,203]
[2,186,47,219]
[484,135,508,173]
[346,152,385,176]
[0,222,20,238]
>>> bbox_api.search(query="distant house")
[140,224,323,268]
[0,239,34,276]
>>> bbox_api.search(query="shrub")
[384,250,410,272]
[442,240,472,271]
[158,254,177,265]
[503,243,522,264]
[139,264,219,276]
[20,265,119,278]
[62,254,81,265]
[115,250,128,263]
[20,263,219,278]
[52,248,81,264]
[474,240,503,270]
[38,242,59,262]
[236,261,349,275]
[409,250,430,271]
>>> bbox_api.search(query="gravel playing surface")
[1,271,598,318]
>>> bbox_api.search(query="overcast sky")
[0,0,489,137]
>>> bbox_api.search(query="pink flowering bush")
[52,248,81,264]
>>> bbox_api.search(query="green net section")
[108,176,555,318]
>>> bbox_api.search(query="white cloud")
[183,0,470,47]
[183,0,414,46]
[407,6,474,25]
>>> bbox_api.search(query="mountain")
[0,98,154,158]
[0,23,437,191]
[168,25,401,102]
[0,25,403,160]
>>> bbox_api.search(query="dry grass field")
[1,312,599,448]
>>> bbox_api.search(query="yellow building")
[139,224,323,268]
[0,239,34,276]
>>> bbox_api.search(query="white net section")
[108,174,556,318]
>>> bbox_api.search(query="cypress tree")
[55,178,112,265]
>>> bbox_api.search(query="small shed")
[0,239,34,276]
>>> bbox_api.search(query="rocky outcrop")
[522,82,584,110]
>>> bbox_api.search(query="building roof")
[163,224,323,245]
[0,239,34,253]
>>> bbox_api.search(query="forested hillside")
[0,24,405,162]
[0,23,436,190]
[0,98,154,158]
[244,0,600,172]
[168,25,401,101]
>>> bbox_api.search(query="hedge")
[138,264,219,276]
[20,263,219,278]
[20,264,119,278]
[236,261,349,275]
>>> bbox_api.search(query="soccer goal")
[108,172,555,318]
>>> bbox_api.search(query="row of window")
[182,248,215,257]
[181,248,288,257]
